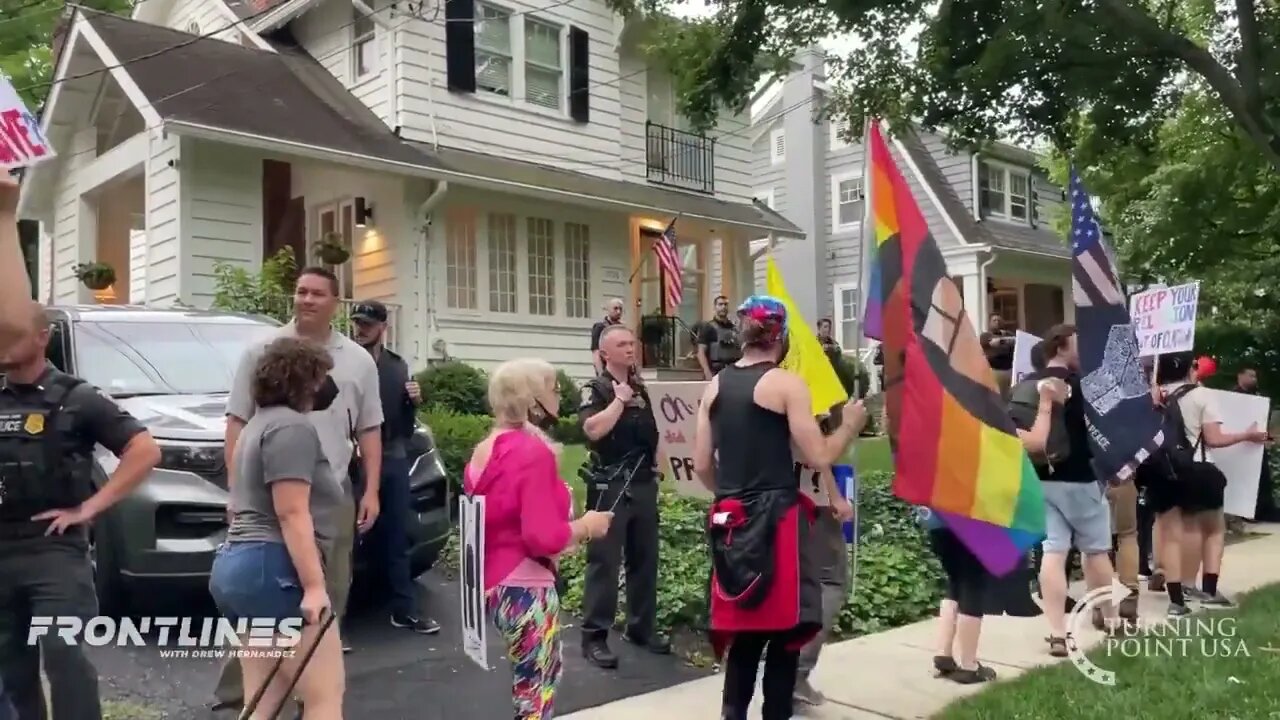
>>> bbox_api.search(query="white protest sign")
[1129,281,1200,357]
[650,381,712,499]
[649,379,846,504]
[458,495,488,670]
[1012,331,1042,384]
[1204,389,1271,520]
[0,75,56,169]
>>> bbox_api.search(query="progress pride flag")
[0,75,55,169]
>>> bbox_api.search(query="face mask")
[313,375,339,412]
[530,400,558,431]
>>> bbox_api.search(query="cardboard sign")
[650,381,712,499]
[0,76,55,169]
[458,495,488,670]
[1012,331,1042,384]
[1129,281,1199,357]
[1204,389,1271,520]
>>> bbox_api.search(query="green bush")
[420,406,491,484]
[417,361,489,416]
[556,369,579,414]
[549,416,586,445]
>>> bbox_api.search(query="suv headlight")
[157,440,225,476]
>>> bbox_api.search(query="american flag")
[1068,167,1163,484]
[653,218,683,311]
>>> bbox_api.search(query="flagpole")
[858,116,874,350]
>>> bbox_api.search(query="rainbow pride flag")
[862,124,1045,576]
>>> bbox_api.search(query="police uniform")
[698,318,743,375]
[0,363,147,720]
[577,368,666,666]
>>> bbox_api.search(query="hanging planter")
[73,262,116,291]
[315,232,351,265]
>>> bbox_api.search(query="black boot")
[583,637,619,669]
[624,631,672,655]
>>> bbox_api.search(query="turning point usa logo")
[28,616,303,658]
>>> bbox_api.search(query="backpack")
[1007,376,1071,473]
[1138,385,1228,501]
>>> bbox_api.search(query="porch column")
[962,273,983,335]
[1062,279,1076,323]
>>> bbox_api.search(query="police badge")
[24,413,44,435]
[579,385,595,408]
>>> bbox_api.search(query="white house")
[19,0,800,379]
[749,49,1074,351]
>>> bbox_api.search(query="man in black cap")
[351,300,441,634]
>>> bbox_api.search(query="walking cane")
[238,610,338,720]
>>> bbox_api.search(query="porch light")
[355,197,374,228]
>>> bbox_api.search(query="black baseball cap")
[350,300,388,323]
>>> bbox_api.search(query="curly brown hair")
[251,337,334,412]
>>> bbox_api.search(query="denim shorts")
[1042,481,1112,554]
[209,541,304,623]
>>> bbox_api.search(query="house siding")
[921,132,975,218]
[180,139,261,305]
[293,0,392,126]
[165,0,244,42]
[425,187,629,380]
[145,132,183,304]
[47,128,97,304]
[822,127,865,321]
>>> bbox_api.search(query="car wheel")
[90,530,130,617]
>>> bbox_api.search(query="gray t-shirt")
[227,323,384,495]
[226,406,345,545]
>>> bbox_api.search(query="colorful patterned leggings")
[487,585,564,719]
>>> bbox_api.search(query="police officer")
[578,324,670,668]
[697,295,742,379]
[590,298,625,374]
[0,301,160,720]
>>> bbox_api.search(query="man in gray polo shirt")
[211,266,384,716]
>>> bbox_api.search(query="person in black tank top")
[691,296,864,720]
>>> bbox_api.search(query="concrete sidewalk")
[562,523,1280,720]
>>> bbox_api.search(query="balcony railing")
[645,121,716,195]
[639,314,701,370]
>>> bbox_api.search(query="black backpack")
[1138,385,1227,496]
[1008,377,1071,473]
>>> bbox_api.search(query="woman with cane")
[210,337,347,719]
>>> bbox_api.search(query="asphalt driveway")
[90,569,708,719]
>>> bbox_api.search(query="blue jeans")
[209,541,304,623]
[372,455,416,617]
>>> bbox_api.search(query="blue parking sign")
[833,464,857,544]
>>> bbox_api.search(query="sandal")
[948,664,997,685]
[1047,635,1069,658]
[933,655,958,675]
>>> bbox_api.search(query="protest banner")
[1012,331,1042,384]
[458,495,488,670]
[649,380,712,499]
[1129,281,1200,357]
[0,75,56,169]
[1204,389,1271,519]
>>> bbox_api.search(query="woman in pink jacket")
[464,358,613,719]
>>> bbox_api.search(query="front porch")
[943,245,1074,339]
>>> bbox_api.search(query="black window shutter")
[445,0,476,93]
[568,26,590,122]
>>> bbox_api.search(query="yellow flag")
[765,257,849,415]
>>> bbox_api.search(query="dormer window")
[979,160,1031,223]
[524,18,562,110]
[475,3,513,96]
[352,8,377,81]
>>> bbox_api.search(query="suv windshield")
[74,320,276,396]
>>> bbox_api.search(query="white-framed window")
[564,222,590,319]
[475,2,513,96]
[832,282,860,349]
[445,210,478,310]
[830,119,850,149]
[830,172,864,231]
[770,127,785,165]
[487,213,517,313]
[524,18,562,111]
[351,8,377,81]
[312,200,356,299]
[753,187,775,210]
[979,160,1031,223]
[527,217,556,316]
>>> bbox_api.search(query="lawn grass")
[935,583,1280,719]
[557,436,893,504]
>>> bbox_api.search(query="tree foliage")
[621,0,1280,173]
[1,0,132,110]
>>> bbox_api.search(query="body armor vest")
[0,374,96,529]
[583,374,659,472]
[707,321,743,367]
